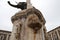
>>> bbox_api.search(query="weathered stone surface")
[10,7,47,40]
[11,7,46,24]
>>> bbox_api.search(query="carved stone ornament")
[11,7,46,33]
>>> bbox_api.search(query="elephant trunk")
[8,1,18,8]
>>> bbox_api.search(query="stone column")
[56,30,60,40]
[6,34,9,40]
[6,34,11,40]
[51,33,53,40]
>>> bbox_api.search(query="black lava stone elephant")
[7,1,27,10]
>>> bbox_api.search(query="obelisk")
[26,0,32,9]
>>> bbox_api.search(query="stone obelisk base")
[10,7,48,40]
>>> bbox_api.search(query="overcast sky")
[0,0,60,32]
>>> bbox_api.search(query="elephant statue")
[7,1,27,10]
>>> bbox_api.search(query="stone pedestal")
[10,7,47,40]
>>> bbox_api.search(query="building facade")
[0,30,11,40]
[48,26,60,40]
[0,26,60,40]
